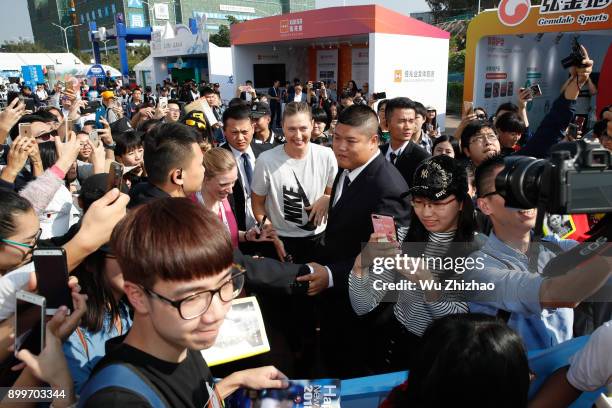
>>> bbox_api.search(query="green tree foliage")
[448,49,465,73]
[0,40,54,53]
[209,15,241,48]
[426,0,498,21]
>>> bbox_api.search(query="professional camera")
[561,37,588,69]
[495,139,612,214]
[313,81,322,90]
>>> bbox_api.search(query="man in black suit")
[380,97,431,188]
[297,104,412,378]
[267,79,281,128]
[220,105,273,235]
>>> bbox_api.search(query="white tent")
[0,53,85,72]
[134,55,153,87]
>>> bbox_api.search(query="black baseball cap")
[250,102,271,118]
[408,155,467,200]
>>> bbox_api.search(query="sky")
[0,0,431,45]
[0,1,34,43]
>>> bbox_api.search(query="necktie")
[342,171,351,192]
[242,153,253,191]
[390,152,398,164]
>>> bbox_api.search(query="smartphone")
[33,248,73,315]
[24,98,36,111]
[81,100,101,115]
[372,92,387,100]
[463,101,474,116]
[89,130,99,147]
[15,291,46,356]
[7,91,20,106]
[484,83,492,99]
[19,123,33,139]
[507,81,514,97]
[107,161,124,192]
[567,123,579,139]
[158,96,168,109]
[529,84,542,98]
[371,214,397,242]
[574,115,586,131]
[492,83,500,98]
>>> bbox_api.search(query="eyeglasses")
[1,229,42,250]
[36,130,58,142]
[141,265,246,320]
[470,133,498,145]
[185,119,207,130]
[411,197,457,211]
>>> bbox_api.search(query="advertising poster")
[316,49,338,83]
[351,48,369,89]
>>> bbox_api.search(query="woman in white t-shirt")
[251,101,338,263]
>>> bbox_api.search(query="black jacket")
[221,142,273,231]
[380,142,430,188]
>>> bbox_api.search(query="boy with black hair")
[495,112,527,155]
[79,198,289,407]
[412,102,433,154]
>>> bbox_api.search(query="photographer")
[464,155,612,351]
[462,45,595,166]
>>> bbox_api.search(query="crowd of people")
[0,43,610,408]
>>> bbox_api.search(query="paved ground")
[443,113,462,136]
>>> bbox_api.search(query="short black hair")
[593,119,608,138]
[83,120,97,128]
[432,135,461,157]
[495,112,526,134]
[201,86,215,96]
[338,104,379,136]
[167,99,181,107]
[474,154,505,197]
[385,97,415,122]
[460,121,496,154]
[137,118,163,133]
[143,123,198,185]
[495,102,519,117]
[228,98,246,108]
[245,80,253,85]
[413,101,427,119]
[0,191,33,240]
[222,104,251,127]
[311,107,328,124]
[114,131,144,157]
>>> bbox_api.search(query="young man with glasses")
[80,198,288,407]
[463,155,612,351]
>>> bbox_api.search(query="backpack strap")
[78,363,167,408]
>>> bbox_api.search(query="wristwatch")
[103,142,116,150]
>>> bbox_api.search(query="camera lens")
[495,156,547,209]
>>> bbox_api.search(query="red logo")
[498,0,531,27]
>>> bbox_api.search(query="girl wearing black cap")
[349,155,482,372]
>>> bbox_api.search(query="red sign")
[486,73,508,79]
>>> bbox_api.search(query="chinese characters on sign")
[280,18,304,34]
[393,69,436,82]
[540,0,611,13]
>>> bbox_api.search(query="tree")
[209,15,241,48]
[426,0,498,22]
[0,39,54,53]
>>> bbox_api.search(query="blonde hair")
[282,101,312,124]
[202,147,236,179]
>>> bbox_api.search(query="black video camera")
[561,37,588,69]
[495,140,612,214]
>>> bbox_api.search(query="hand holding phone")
[371,214,397,242]
[15,291,46,356]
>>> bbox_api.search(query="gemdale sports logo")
[498,0,532,26]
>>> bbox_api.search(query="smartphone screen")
[33,248,73,315]
[15,291,45,356]
[371,214,397,242]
